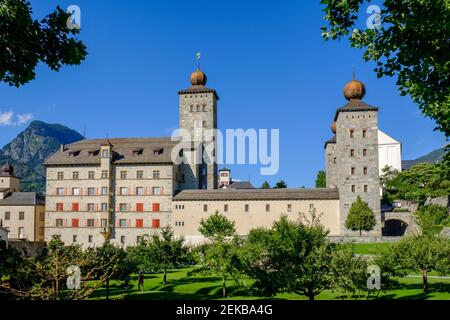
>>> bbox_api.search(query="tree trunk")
[222,277,226,298]
[106,278,110,300]
[163,268,167,285]
[359,229,362,236]
[422,269,428,293]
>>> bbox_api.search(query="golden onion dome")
[190,69,207,86]
[343,79,366,100]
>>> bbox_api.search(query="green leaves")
[321,0,450,137]
[0,0,87,87]
[315,170,326,188]
[199,211,236,239]
[345,196,377,234]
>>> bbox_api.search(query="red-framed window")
[136,203,144,212]
[72,219,79,228]
[152,219,160,229]
[152,203,160,212]
[56,203,64,211]
[136,219,144,228]
[72,203,79,212]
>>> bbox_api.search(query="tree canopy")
[315,170,326,188]
[321,0,450,137]
[199,211,236,239]
[0,0,87,86]
[345,196,377,235]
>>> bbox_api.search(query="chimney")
[60,144,65,152]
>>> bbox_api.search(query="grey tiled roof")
[228,181,255,189]
[178,86,219,100]
[324,135,336,148]
[45,137,178,166]
[0,192,45,206]
[334,99,378,121]
[173,188,339,201]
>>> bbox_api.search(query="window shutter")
[152,203,160,212]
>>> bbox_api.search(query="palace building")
[44,65,400,247]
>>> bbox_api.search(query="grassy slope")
[90,267,450,301]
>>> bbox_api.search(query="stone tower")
[178,61,218,190]
[332,79,381,235]
[0,163,20,194]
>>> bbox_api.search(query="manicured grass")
[90,267,450,300]
[351,242,392,255]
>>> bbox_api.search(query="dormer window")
[153,148,164,155]
[88,150,99,157]
[133,148,143,156]
[68,150,80,157]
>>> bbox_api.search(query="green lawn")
[351,242,392,255]
[90,267,450,301]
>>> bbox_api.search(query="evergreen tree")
[345,196,377,235]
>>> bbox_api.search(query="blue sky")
[0,0,446,187]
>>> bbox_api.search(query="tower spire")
[196,52,201,70]
[352,65,356,80]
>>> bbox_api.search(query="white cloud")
[0,111,14,126]
[0,111,33,126]
[17,113,33,125]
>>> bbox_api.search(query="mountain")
[401,147,447,170]
[0,121,84,193]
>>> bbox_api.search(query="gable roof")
[378,129,401,145]
[173,188,339,201]
[334,99,378,121]
[0,192,45,206]
[45,137,177,166]
[228,181,255,189]
[324,135,336,149]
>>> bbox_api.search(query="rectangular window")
[120,236,125,244]
[101,203,108,211]
[224,204,228,212]
[57,172,64,180]
[364,185,368,192]
[73,171,79,180]
[351,185,356,193]
[120,187,128,195]
[351,167,355,175]
[120,171,127,180]
[309,203,314,210]
[153,170,160,179]
[363,167,368,175]
[245,204,249,212]
[72,219,79,228]
[152,219,160,229]
[102,149,109,158]
[19,211,25,220]
[363,149,367,156]
[88,171,95,180]
[87,203,95,212]
[87,219,95,227]
[56,203,64,211]
[73,235,77,243]
[287,204,292,212]
[88,187,95,196]
[136,203,144,212]
[57,188,64,196]
[72,203,79,212]
[18,227,24,239]
[88,235,93,243]
[362,130,367,138]
[266,204,270,212]
[119,203,127,212]
[136,187,144,195]
[72,188,80,196]
[153,203,160,212]
[152,187,161,195]
[5,211,10,220]
[349,129,354,138]
[101,219,108,227]
[101,170,108,179]
[101,187,108,195]
[333,157,336,164]
[136,219,143,228]
[350,149,355,157]
[203,204,208,212]
[119,219,127,228]
[56,219,63,227]
[137,170,144,180]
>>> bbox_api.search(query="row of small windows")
[57,218,160,229]
[350,167,368,175]
[69,148,163,159]
[55,202,161,212]
[175,221,185,226]
[56,170,161,180]
[201,203,316,213]
[190,104,208,112]
[55,186,162,196]
[351,185,369,193]
[348,129,368,138]
[346,115,371,119]
[350,148,368,157]
[174,205,185,210]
